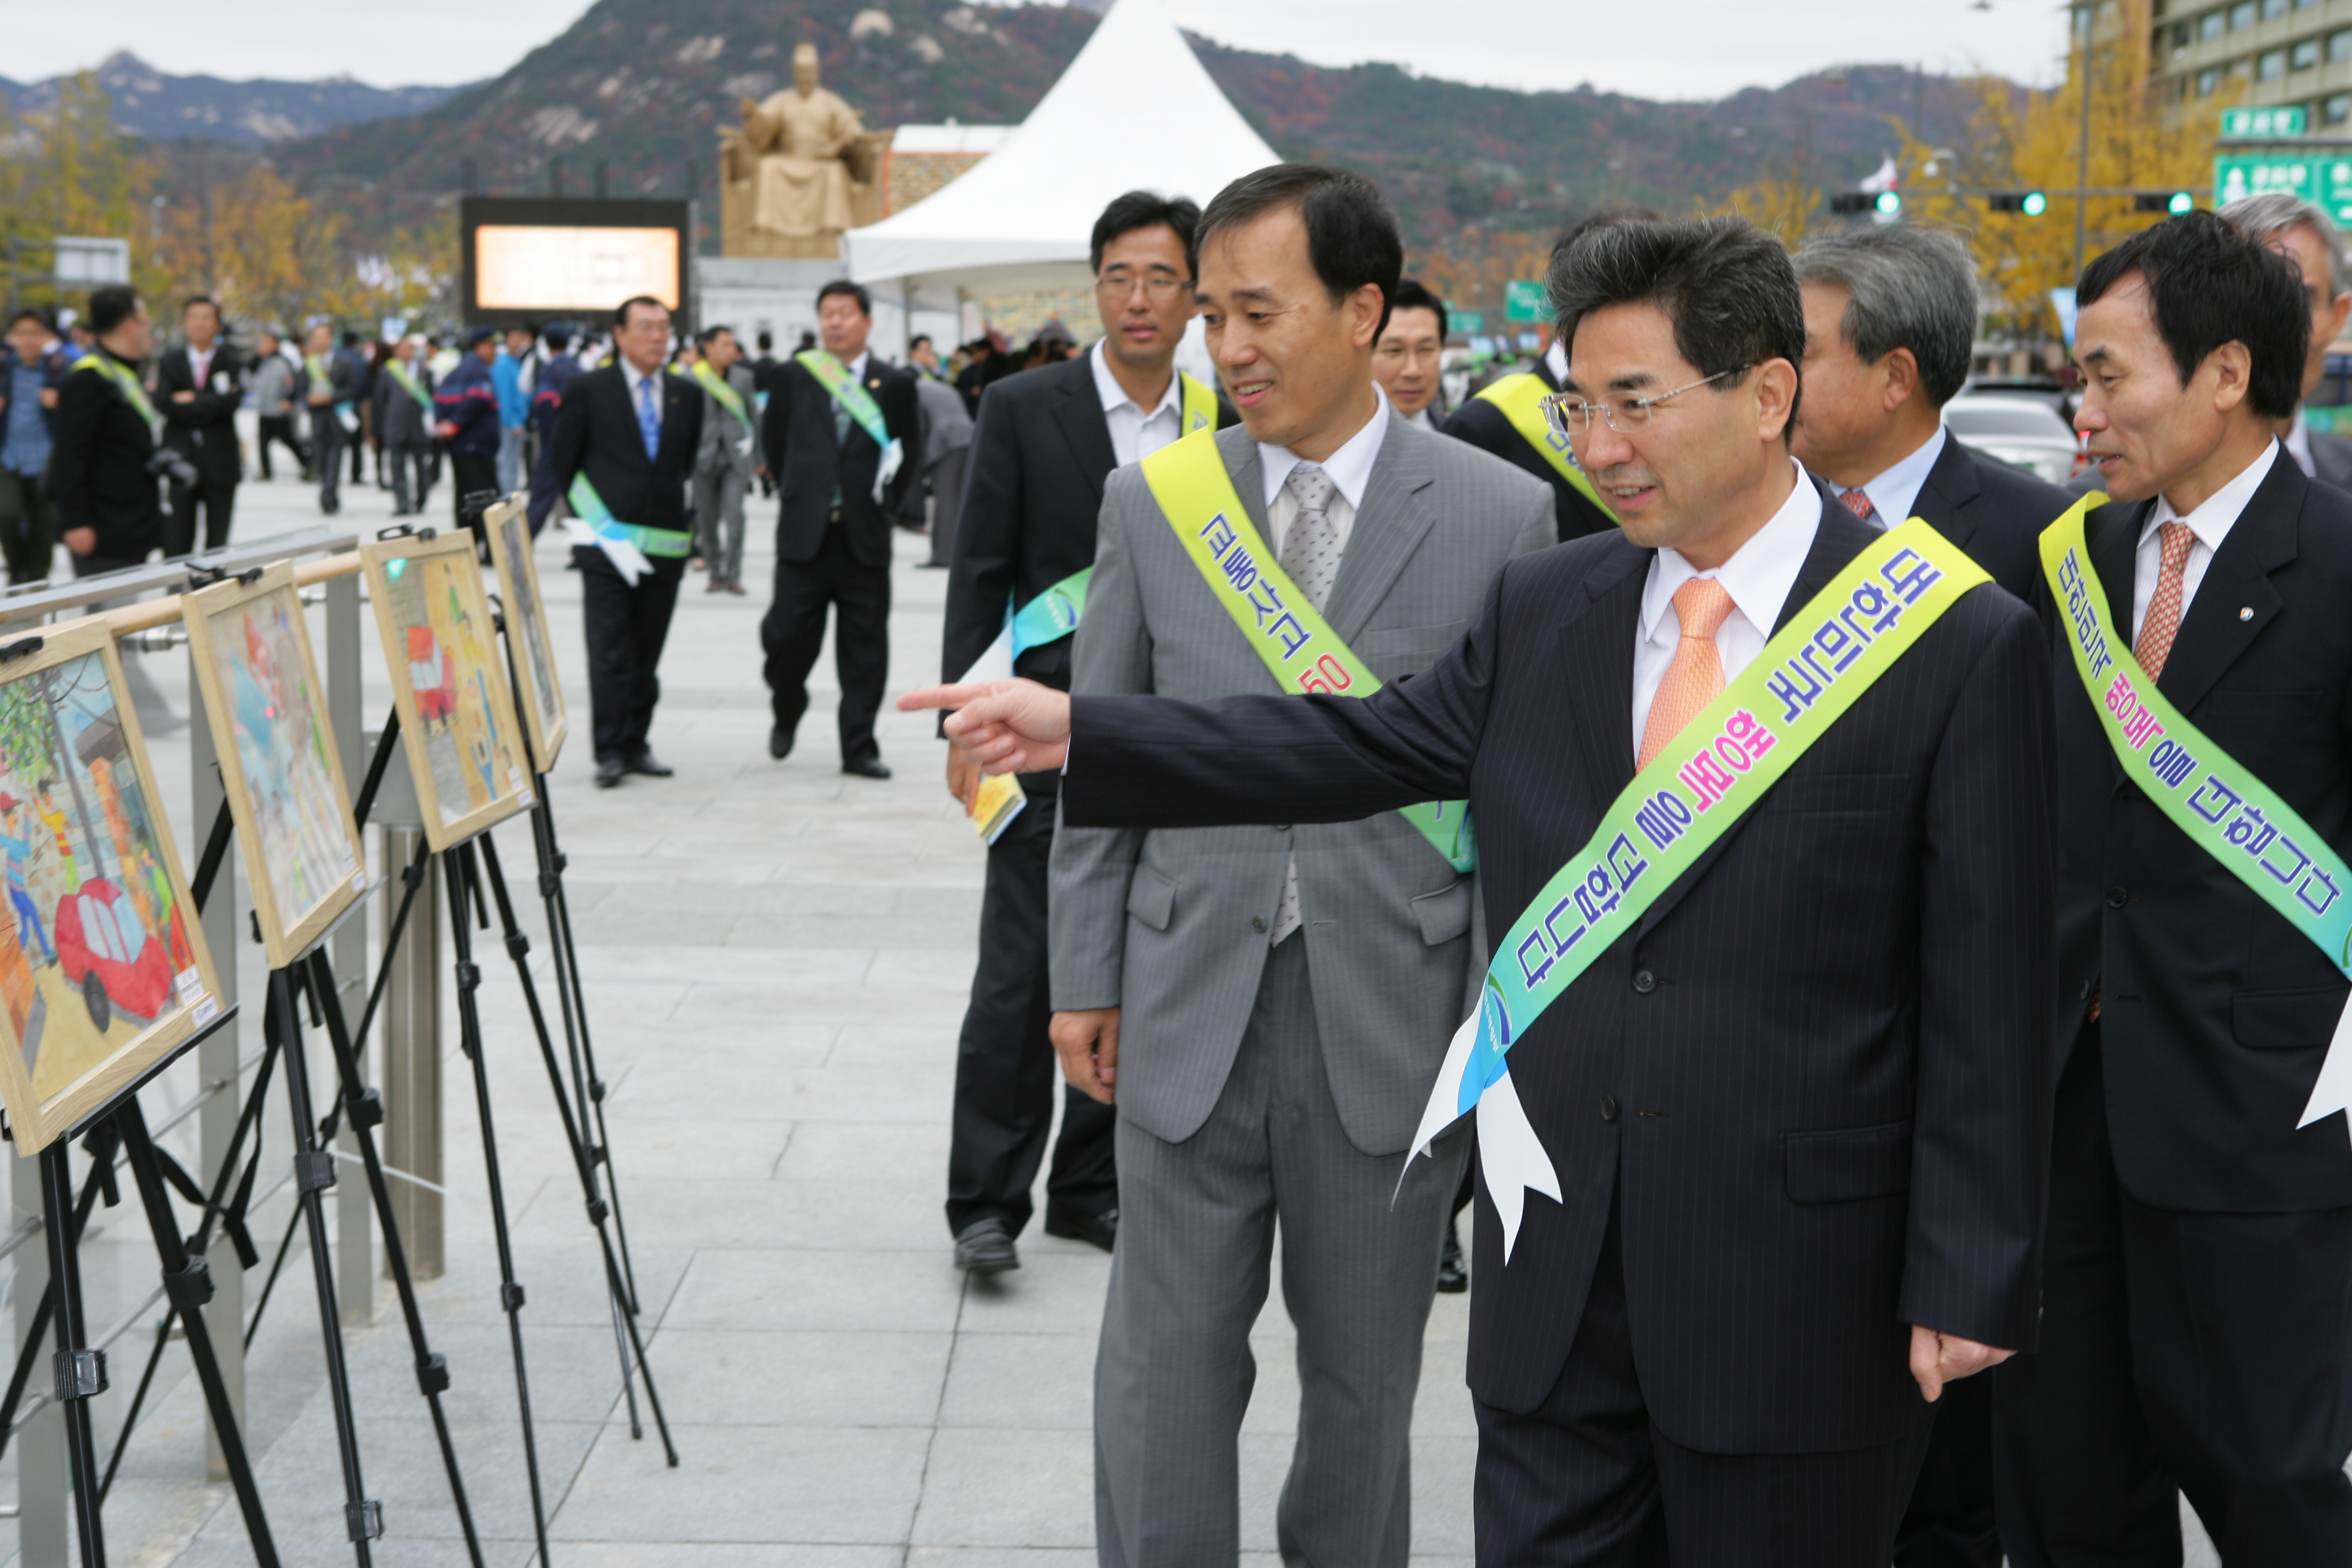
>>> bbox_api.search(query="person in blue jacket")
[433,327,502,531]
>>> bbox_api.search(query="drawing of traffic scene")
[214,591,359,930]
[0,653,198,1100]
[383,553,523,828]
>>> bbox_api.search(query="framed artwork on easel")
[181,561,368,971]
[482,495,568,772]
[359,529,532,853]
[0,615,225,1152]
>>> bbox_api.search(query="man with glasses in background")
[935,189,1235,1277]
[1374,277,1449,432]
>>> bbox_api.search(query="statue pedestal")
[693,257,853,348]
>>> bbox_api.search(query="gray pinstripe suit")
[1051,412,1553,1565]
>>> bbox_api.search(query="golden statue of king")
[719,43,887,259]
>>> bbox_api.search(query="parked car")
[1942,394,2085,487]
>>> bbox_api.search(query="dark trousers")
[256,414,307,480]
[449,451,499,527]
[1993,1026,2352,1567]
[1474,1199,1934,1567]
[312,415,345,510]
[574,546,683,763]
[0,466,56,584]
[760,521,890,768]
[1895,1377,1999,1568]
[387,441,433,515]
[945,796,1116,1238]
[165,475,235,555]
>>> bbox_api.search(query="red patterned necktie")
[2135,521,2197,681]
[1837,487,1882,528]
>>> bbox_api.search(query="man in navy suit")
[906,216,2057,1565]
[546,294,703,788]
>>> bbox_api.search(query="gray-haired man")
[2220,191,2352,489]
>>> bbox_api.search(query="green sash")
[2040,494,2352,1134]
[566,475,693,557]
[1010,568,1090,656]
[384,361,432,409]
[1474,372,1614,522]
[1178,371,1217,436]
[74,353,156,428]
[693,361,751,427]
[963,568,1094,845]
[796,350,890,449]
[306,351,356,429]
[1141,430,1475,873]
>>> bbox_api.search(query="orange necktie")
[2135,521,2197,681]
[1639,578,1737,771]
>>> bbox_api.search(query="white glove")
[872,437,904,505]
[561,517,651,587]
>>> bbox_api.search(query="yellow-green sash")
[1178,371,1217,436]
[1141,430,1474,872]
[1474,372,1613,522]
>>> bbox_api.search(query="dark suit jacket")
[2043,449,2352,1213]
[1059,489,2057,1451]
[2305,427,2352,491]
[545,364,702,536]
[1900,431,2077,600]
[1442,358,1609,543]
[761,353,921,569]
[46,351,163,560]
[155,345,244,485]
[941,355,1237,694]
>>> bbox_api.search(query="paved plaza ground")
[0,462,2220,1567]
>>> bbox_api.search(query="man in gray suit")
[692,323,763,593]
[1049,165,1554,1567]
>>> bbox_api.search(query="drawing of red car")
[56,878,171,1032]
[408,625,455,725]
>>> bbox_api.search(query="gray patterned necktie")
[1271,462,1345,944]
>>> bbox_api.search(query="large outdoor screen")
[459,197,693,329]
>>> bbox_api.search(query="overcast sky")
[20,0,2070,101]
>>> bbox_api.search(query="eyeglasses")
[1096,272,1192,299]
[1539,365,1751,437]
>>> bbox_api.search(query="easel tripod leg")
[39,1141,106,1568]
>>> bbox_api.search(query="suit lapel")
[2155,453,2300,714]
[1051,361,1119,498]
[661,374,696,468]
[2089,497,2148,657]
[1224,430,1271,545]
[1325,414,1439,644]
[1558,546,1646,819]
[1635,483,1865,940]
[1910,434,1982,552]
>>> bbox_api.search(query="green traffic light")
[1875,190,1903,216]
[2023,191,2048,217]
[2168,191,2195,215]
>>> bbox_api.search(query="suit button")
[1249,915,1267,934]
[1632,969,1658,994]
[2106,887,2129,908]
[1601,1096,1620,1122]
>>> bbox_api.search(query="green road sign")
[2321,157,2352,225]
[2215,154,2352,224]
[1451,310,1485,335]
[1504,280,1548,323]
[2221,106,2309,139]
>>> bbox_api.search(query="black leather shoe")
[627,750,674,777]
[594,757,625,789]
[768,725,794,760]
[841,757,892,779]
[1436,1216,1467,1294]
[954,1217,1019,1275]
[1044,1207,1117,1254]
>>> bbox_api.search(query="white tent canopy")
[841,0,1279,297]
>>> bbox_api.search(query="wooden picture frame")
[181,563,368,970]
[359,531,532,852]
[482,496,568,772]
[0,615,226,1153]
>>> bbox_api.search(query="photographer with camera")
[47,286,173,577]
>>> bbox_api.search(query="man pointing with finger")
[907,214,2057,1565]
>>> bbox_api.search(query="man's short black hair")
[757,329,774,351]
[7,306,54,334]
[87,286,140,337]
[1198,163,1403,338]
[2077,208,2308,421]
[696,324,736,349]
[615,295,669,329]
[817,278,872,317]
[544,324,572,351]
[909,333,932,351]
[182,295,219,318]
[1545,215,1806,431]
[1386,278,1448,340]
[1090,190,1205,277]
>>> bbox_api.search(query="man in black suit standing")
[1444,321,1616,542]
[157,295,242,555]
[546,294,703,790]
[936,189,1234,1275]
[760,279,919,777]
[47,286,167,577]
[1997,213,2352,1565]
[907,216,2057,1565]
[1790,223,2073,1568]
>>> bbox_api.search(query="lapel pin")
[2240,606,2254,621]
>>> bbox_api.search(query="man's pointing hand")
[898,678,1075,776]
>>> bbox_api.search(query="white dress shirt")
[2131,440,2278,640]
[1630,460,1821,753]
[1091,338,1186,468]
[620,357,666,435]
[2287,408,2315,478]
[1835,424,1947,531]
[1257,385,1391,558]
